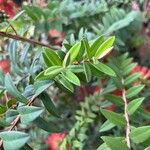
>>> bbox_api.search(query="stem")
[0,31,57,49]
[122,80,131,149]
[0,95,36,148]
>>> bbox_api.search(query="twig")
[0,31,57,49]
[0,95,37,148]
[6,21,18,35]
[122,80,131,149]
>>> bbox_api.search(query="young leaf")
[63,52,70,67]
[126,85,145,98]
[18,106,44,124]
[124,73,140,85]
[98,47,113,59]
[99,120,116,132]
[5,74,27,103]
[44,66,64,78]
[83,62,92,82]
[66,41,81,64]
[95,36,115,58]
[91,62,116,76]
[0,131,29,150]
[39,92,60,117]
[89,35,104,57]
[62,70,80,86]
[130,126,150,143]
[82,37,90,58]
[101,136,129,150]
[127,97,144,115]
[43,48,62,66]
[100,109,125,126]
[35,71,51,80]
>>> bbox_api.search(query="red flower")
[48,29,65,46]
[46,133,69,150]
[132,65,150,79]
[0,0,19,18]
[0,59,10,74]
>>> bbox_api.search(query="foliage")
[0,0,150,150]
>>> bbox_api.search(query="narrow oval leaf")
[97,143,111,150]
[66,42,81,64]
[91,62,116,76]
[34,117,59,132]
[95,36,115,58]
[63,52,70,67]
[43,48,62,66]
[35,71,51,80]
[83,62,92,82]
[100,120,116,132]
[82,37,90,58]
[0,131,29,150]
[5,74,27,103]
[130,126,150,143]
[124,73,141,85]
[100,109,125,126]
[126,85,145,98]
[55,75,74,92]
[44,66,64,78]
[101,136,129,150]
[18,106,44,124]
[89,35,104,58]
[98,47,113,59]
[63,70,80,86]
[127,97,144,115]
[39,92,60,117]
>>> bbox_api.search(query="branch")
[122,80,131,149]
[0,95,37,148]
[0,31,57,50]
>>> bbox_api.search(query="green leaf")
[91,62,116,76]
[35,71,51,80]
[144,146,150,150]
[34,117,59,132]
[0,119,10,127]
[95,36,115,58]
[0,105,7,114]
[66,41,81,64]
[55,75,74,92]
[100,109,125,126]
[127,98,144,115]
[43,48,62,66]
[126,85,145,98]
[5,74,27,103]
[63,52,70,67]
[101,136,129,150]
[83,62,92,82]
[105,94,123,106]
[44,66,64,78]
[82,37,90,58]
[98,47,113,59]
[62,70,80,86]
[124,73,140,85]
[89,35,104,57]
[18,106,44,124]
[34,80,53,96]
[97,143,111,150]
[130,126,150,143]
[39,92,60,117]
[100,120,116,132]
[0,131,29,150]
